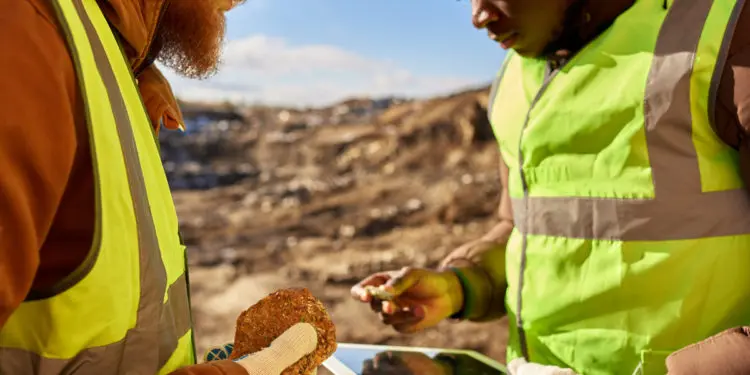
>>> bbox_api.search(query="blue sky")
[162,0,508,107]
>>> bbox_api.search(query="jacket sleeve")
[440,157,514,322]
[666,327,750,375]
[713,5,750,187]
[732,39,750,187]
[0,0,81,327]
[167,361,248,375]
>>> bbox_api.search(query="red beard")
[155,0,236,79]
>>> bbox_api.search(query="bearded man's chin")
[163,53,223,80]
[154,0,227,79]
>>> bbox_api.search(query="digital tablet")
[321,343,508,375]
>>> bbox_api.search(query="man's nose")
[471,0,500,28]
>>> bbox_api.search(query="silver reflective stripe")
[513,189,750,241]
[511,0,750,241]
[0,0,191,373]
[0,276,191,374]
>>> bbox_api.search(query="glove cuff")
[235,323,318,375]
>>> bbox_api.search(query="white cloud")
[159,34,484,107]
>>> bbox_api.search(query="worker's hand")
[507,358,578,375]
[350,267,464,333]
[362,351,452,375]
[204,323,318,375]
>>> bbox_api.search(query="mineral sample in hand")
[364,285,395,301]
[230,288,337,374]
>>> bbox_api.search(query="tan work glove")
[508,358,578,375]
[205,322,318,375]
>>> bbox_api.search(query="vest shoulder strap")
[487,52,514,122]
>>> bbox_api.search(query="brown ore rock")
[229,287,337,374]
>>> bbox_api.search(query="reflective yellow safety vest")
[0,0,196,373]
[489,0,750,374]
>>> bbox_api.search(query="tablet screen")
[332,346,506,375]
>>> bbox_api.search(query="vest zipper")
[516,61,565,361]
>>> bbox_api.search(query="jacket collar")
[100,0,185,132]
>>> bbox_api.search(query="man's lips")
[489,31,519,49]
[500,32,518,49]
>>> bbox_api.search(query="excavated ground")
[167,87,510,364]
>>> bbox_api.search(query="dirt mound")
[168,86,509,364]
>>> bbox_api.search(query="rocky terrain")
[164,85,510,366]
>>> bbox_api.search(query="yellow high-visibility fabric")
[0,0,195,373]
[487,0,750,373]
